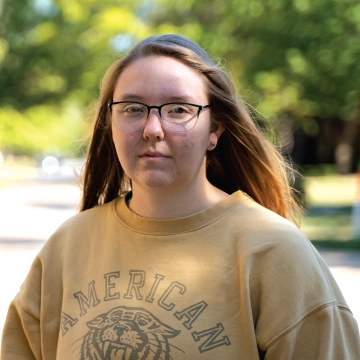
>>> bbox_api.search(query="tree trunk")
[335,106,360,174]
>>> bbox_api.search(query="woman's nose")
[143,109,165,141]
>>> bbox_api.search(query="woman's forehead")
[113,55,208,103]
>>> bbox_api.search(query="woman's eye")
[125,106,143,113]
[169,106,188,114]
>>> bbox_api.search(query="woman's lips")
[140,151,170,158]
[139,152,171,163]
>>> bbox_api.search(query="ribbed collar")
[113,190,247,235]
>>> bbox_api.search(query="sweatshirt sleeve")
[241,214,360,360]
[1,257,43,360]
[264,302,360,359]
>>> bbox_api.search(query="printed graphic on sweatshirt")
[63,270,231,357]
[73,306,181,360]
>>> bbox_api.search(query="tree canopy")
[0,0,152,154]
[151,0,360,124]
[0,0,359,156]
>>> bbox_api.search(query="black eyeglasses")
[108,101,211,132]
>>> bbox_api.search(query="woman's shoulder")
[58,199,115,230]
[231,194,340,298]
[226,191,304,238]
[39,199,117,253]
[63,198,115,224]
[223,192,319,264]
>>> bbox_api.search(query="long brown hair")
[80,34,300,223]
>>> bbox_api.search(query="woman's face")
[111,55,222,193]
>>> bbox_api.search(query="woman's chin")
[133,172,178,190]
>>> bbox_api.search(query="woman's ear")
[207,122,224,150]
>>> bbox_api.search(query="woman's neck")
[128,181,228,219]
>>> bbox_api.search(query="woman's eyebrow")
[165,95,196,102]
[114,93,196,103]
[113,93,145,102]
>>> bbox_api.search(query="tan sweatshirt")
[1,191,359,359]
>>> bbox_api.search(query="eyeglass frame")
[108,101,211,132]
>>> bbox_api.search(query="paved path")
[0,178,359,346]
[0,177,82,345]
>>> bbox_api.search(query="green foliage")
[1,0,359,154]
[151,0,360,123]
[0,103,85,154]
[0,0,151,109]
[0,0,152,154]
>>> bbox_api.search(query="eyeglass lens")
[111,102,200,132]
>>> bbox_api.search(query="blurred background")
[0,0,360,344]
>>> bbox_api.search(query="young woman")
[2,34,359,359]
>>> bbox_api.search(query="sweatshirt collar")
[113,190,247,235]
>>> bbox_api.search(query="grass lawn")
[304,174,359,206]
[300,174,360,247]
